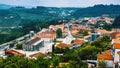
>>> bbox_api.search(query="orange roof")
[114,43,120,49]
[98,50,113,60]
[49,24,64,29]
[71,30,79,34]
[62,30,68,33]
[30,52,47,58]
[113,38,120,44]
[105,50,112,55]
[74,39,85,45]
[56,43,72,49]
[34,31,56,39]
[84,35,91,39]
[110,32,120,39]
[71,26,79,30]
[98,29,111,34]
[5,50,24,57]
[116,33,120,38]
[98,54,113,60]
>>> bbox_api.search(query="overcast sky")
[0,0,120,7]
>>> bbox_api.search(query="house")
[5,49,24,57]
[73,38,85,47]
[97,50,113,67]
[62,30,68,37]
[71,25,79,30]
[112,43,120,67]
[112,38,120,44]
[23,38,44,51]
[111,32,120,44]
[90,30,100,41]
[56,43,72,49]
[56,39,84,49]
[97,29,111,36]
[30,52,48,59]
[34,30,56,43]
[71,30,79,35]
[49,24,65,31]
[0,50,5,57]
[97,41,120,67]
[110,32,120,40]
[84,35,91,42]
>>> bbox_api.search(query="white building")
[112,43,120,67]
[23,38,44,51]
[34,30,56,43]
[97,50,114,68]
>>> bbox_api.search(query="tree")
[56,28,62,38]
[112,15,120,28]
[101,36,110,42]
[98,60,107,68]
[83,30,88,36]
[52,56,60,68]
[69,60,77,68]
[16,43,23,49]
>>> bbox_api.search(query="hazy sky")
[0,0,120,7]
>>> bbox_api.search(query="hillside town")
[0,15,120,68]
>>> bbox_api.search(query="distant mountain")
[72,4,120,18]
[0,4,13,9]
[0,4,120,27]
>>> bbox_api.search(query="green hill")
[72,4,120,18]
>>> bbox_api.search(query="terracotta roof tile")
[30,52,47,58]
[114,43,120,49]
[5,50,24,57]
[62,30,68,33]
[98,54,113,60]
[74,39,85,45]
[34,31,56,39]
[98,50,113,60]
[56,43,72,49]
[110,32,120,39]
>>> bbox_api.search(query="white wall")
[114,49,120,62]
[105,60,114,67]
[0,51,5,57]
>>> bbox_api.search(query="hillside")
[0,6,78,27]
[0,4,120,27]
[112,15,120,27]
[72,4,120,18]
[0,4,13,9]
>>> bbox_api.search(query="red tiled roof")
[56,43,72,49]
[114,43,120,49]
[98,50,113,60]
[74,39,85,45]
[34,31,56,39]
[98,54,113,60]
[5,50,24,57]
[62,30,68,33]
[30,52,47,58]
[110,32,120,39]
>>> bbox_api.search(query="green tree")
[56,28,62,38]
[83,30,88,36]
[52,56,60,68]
[16,43,23,49]
[69,60,77,68]
[98,60,107,68]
